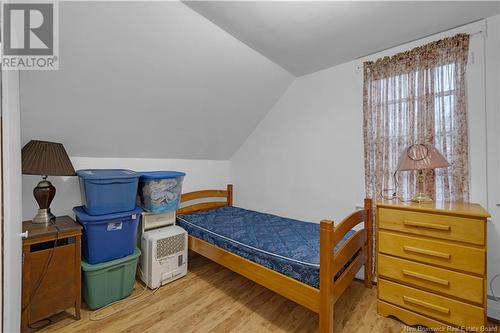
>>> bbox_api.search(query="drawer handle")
[403,246,451,260]
[402,296,450,314]
[403,220,451,231]
[402,269,450,286]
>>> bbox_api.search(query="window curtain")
[363,33,470,206]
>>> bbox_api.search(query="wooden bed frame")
[177,184,372,333]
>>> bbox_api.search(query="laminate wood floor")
[36,251,499,333]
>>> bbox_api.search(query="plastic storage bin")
[137,171,186,214]
[81,248,141,309]
[77,169,140,215]
[74,206,142,264]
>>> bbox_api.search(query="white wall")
[22,157,230,221]
[232,20,488,219]
[20,1,293,160]
[486,14,500,319]
[231,18,500,316]
[232,60,365,223]
[3,70,22,333]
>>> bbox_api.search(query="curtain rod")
[355,30,483,70]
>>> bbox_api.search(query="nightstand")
[376,200,489,331]
[21,216,82,332]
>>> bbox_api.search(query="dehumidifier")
[140,225,188,289]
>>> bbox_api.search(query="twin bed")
[176,184,372,333]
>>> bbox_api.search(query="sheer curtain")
[363,33,470,204]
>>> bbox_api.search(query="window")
[363,33,470,202]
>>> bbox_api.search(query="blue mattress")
[176,206,355,289]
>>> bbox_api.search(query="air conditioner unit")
[140,225,187,289]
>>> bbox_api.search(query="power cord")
[380,169,417,203]
[380,170,399,200]
[22,220,60,317]
[89,267,161,321]
[490,273,500,302]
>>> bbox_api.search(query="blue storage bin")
[137,171,186,214]
[74,206,142,264]
[77,169,139,215]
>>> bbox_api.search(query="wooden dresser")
[22,216,82,332]
[376,200,489,331]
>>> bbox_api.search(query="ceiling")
[185,1,500,76]
[20,1,293,160]
[20,1,500,160]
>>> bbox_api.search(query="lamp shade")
[22,140,75,176]
[397,144,450,171]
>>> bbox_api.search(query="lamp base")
[410,192,433,203]
[32,177,56,224]
[32,208,55,224]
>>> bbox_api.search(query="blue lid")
[76,169,139,180]
[73,206,142,222]
[140,171,186,179]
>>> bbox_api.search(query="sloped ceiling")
[20,1,294,160]
[185,1,500,76]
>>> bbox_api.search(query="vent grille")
[156,234,185,259]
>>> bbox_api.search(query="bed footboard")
[319,198,372,333]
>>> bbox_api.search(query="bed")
[176,184,372,333]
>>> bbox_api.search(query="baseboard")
[488,298,500,321]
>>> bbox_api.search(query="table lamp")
[397,143,450,203]
[22,140,76,224]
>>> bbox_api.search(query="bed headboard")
[177,184,233,215]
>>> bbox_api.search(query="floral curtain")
[363,33,470,206]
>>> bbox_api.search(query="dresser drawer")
[378,254,484,304]
[378,279,484,328]
[378,208,485,245]
[378,231,485,275]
